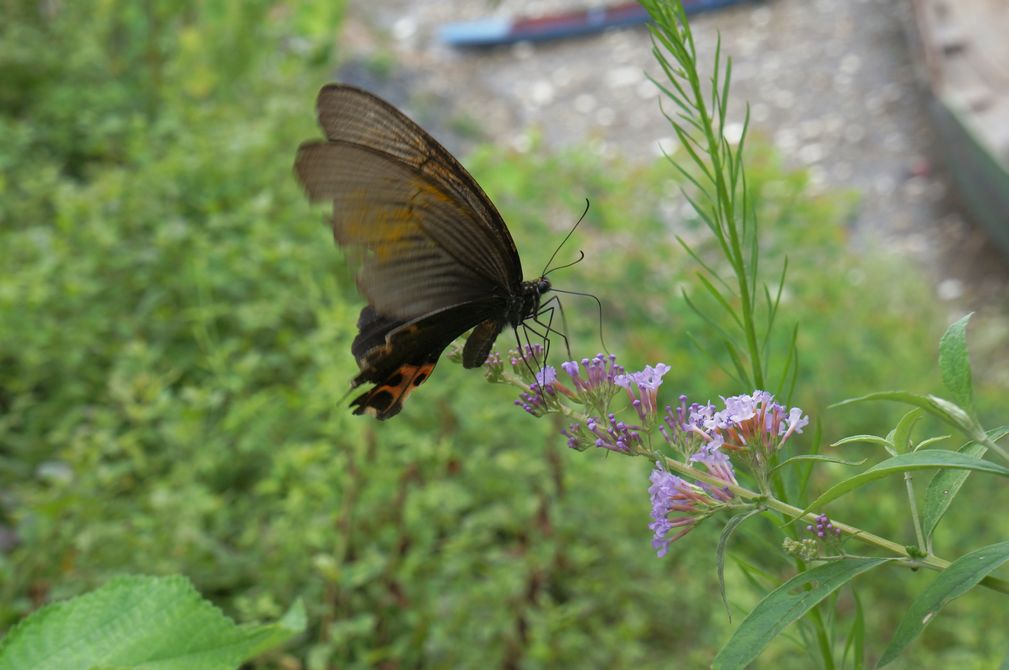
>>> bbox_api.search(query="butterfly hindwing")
[350,302,501,419]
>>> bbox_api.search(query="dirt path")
[336,0,1008,304]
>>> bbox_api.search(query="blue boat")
[440,0,757,48]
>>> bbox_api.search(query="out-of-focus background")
[1,0,1007,667]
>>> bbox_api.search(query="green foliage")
[922,426,1009,540]
[877,541,1009,666]
[0,575,305,670]
[801,451,1009,516]
[712,558,891,670]
[939,313,975,417]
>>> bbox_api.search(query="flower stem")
[903,470,927,554]
[658,455,1009,595]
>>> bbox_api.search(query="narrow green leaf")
[682,290,736,345]
[783,325,799,406]
[712,558,890,669]
[685,331,742,387]
[676,235,731,291]
[892,409,924,455]
[831,391,983,443]
[831,434,892,449]
[800,451,1009,518]
[842,590,865,670]
[763,257,788,349]
[646,74,692,117]
[0,575,305,670]
[717,509,763,620]
[922,426,1009,540]
[696,272,744,328]
[938,313,974,416]
[720,54,733,127]
[770,454,868,474]
[724,341,750,388]
[913,435,951,452]
[795,419,823,501]
[878,541,1009,666]
[772,323,797,401]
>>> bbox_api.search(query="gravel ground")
[335,0,1008,305]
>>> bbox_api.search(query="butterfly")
[294,84,554,420]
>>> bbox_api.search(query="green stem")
[502,370,1009,595]
[980,434,1009,464]
[650,2,765,390]
[657,455,1009,595]
[903,471,927,554]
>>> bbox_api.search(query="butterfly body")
[295,85,550,419]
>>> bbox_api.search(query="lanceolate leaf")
[891,408,924,455]
[831,435,893,450]
[0,575,306,670]
[832,392,983,443]
[922,426,1009,540]
[712,558,889,669]
[938,313,974,417]
[800,451,1009,517]
[877,541,1009,667]
[717,509,763,619]
[770,454,868,474]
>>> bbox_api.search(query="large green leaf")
[877,541,1009,667]
[712,558,889,669]
[801,451,1009,517]
[938,313,974,417]
[922,426,1009,540]
[832,392,982,443]
[0,575,305,670]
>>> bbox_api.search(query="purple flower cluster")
[646,390,810,557]
[615,363,671,422]
[689,437,738,499]
[564,413,643,454]
[511,343,545,369]
[658,391,808,478]
[557,356,668,454]
[660,395,717,455]
[559,354,626,411]
[807,513,842,540]
[483,351,504,381]
[702,391,809,453]
[515,366,560,417]
[648,464,723,557]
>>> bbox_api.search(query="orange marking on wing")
[354,361,437,420]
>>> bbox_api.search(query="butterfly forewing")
[297,86,522,292]
[295,141,502,318]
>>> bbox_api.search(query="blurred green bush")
[1,2,1007,668]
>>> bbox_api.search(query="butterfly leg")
[532,295,573,361]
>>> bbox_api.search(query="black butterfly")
[294,85,552,419]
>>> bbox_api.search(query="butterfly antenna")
[550,287,609,355]
[544,250,585,276]
[540,198,591,277]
